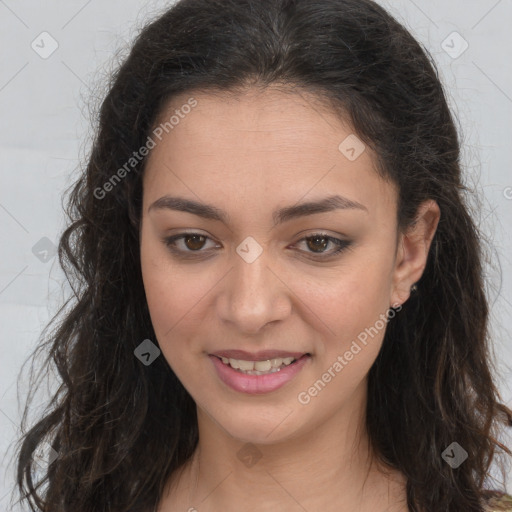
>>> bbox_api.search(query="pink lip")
[210,349,308,361]
[209,353,311,394]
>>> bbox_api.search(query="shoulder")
[484,493,512,511]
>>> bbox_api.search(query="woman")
[14,0,512,510]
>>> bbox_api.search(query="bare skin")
[140,86,439,512]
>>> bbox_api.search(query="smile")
[218,356,297,375]
[209,353,311,394]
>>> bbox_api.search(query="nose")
[216,248,292,334]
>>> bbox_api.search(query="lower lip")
[209,354,311,394]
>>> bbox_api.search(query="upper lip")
[210,349,309,361]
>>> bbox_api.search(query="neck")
[161,381,408,512]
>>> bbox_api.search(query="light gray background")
[0,0,511,509]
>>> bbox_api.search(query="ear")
[390,199,440,307]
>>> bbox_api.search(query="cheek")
[290,256,393,339]
[140,234,212,332]
[295,274,391,411]
[140,240,197,353]
[141,265,202,381]
[140,239,228,387]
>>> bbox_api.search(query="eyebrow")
[148,194,368,226]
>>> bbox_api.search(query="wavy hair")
[13,0,512,511]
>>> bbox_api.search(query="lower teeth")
[225,361,295,375]
[235,366,283,376]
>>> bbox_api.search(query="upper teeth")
[221,356,296,371]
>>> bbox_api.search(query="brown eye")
[162,232,218,257]
[295,233,352,259]
[182,234,207,251]
[162,231,352,260]
[305,235,330,253]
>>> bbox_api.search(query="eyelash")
[162,232,352,260]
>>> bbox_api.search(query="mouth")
[209,352,312,394]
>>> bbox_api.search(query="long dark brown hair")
[12,0,512,510]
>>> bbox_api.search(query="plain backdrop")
[0,0,511,509]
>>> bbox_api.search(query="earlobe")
[390,199,441,307]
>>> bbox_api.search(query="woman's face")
[140,87,430,444]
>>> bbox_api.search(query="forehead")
[142,87,397,224]
[153,86,356,158]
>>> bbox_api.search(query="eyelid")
[162,232,219,256]
[161,231,353,259]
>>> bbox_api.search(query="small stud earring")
[410,283,418,293]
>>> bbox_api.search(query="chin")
[209,408,302,445]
